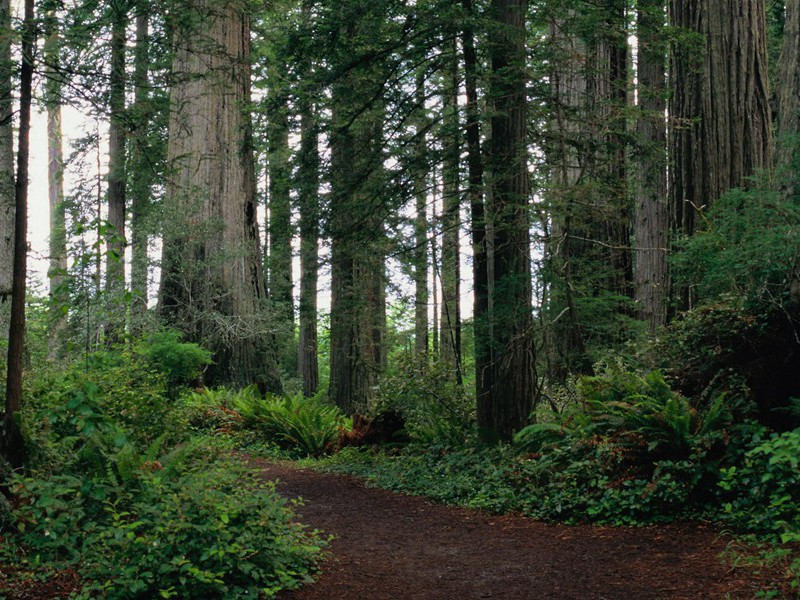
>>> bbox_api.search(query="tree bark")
[105,0,128,340]
[670,0,773,235]
[462,0,492,408]
[413,71,429,357]
[160,0,281,391]
[44,2,68,356]
[267,73,294,357]
[0,0,14,301]
[480,0,536,441]
[329,15,387,414]
[440,36,461,379]
[130,6,151,323]
[297,47,320,397]
[634,0,669,331]
[777,0,800,189]
[4,0,35,468]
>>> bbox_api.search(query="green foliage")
[673,186,800,309]
[234,392,351,458]
[139,330,213,392]
[720,429,800,541]
[375,352,474,445]
[316,367,758,525]
[4,384,323,599]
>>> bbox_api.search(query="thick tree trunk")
[4,0,35,468]
[670,0,773,235]
[45,5,67,356]
[0,0,14,301]
[545,4,629,380]
[106,2,128,339]
[440,38,461,378]
[160,0,281,391]
[267,77,294,357]
[130,7,151,322]
[777,0,800,187]
[297,82,320,397]
[462,0,492,408]
[413,72,429,357]
[479,0,536,440]
[329,13,387,413]
[634,0,669,331]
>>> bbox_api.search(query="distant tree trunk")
[777,0,800,188]
[634,0,669,331]
[160,0,281,391]
[670,0,773,235]
[431,180,440,357]
[329,104,386,413]
[0,0,14,302]
[297,75,320,397]
[130,7,151,323]
[440,37,462,380]
[480,0,536,440]
[413,72,429,357]
[44,3,68,356]
[106,1,128,340]
[462,0,492,407]
[4,0,35,468]
[328,6,388,414]
[267,75,294,360]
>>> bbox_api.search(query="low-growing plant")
[5,385,324,599]
[235,393,352,457]
[139,330,213,393]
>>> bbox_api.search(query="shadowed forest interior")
[0,0,799,597]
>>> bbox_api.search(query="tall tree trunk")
[634,0,669,331]
[159,0,281,391]
[297,59,320,397]
[462,0,492,408]
[440,36,462,379]
[267,74,294,361]
[545,3,629,380]
[106,1,128,339]
[45,2,67,356]
[329,12,387,413]
[480,0,536,440]
[777,0,800,191]
[670,0,773,236]
[413,71,429,357]
[0,0,14,302]
[4,0,35,468]
[130,6,151,323]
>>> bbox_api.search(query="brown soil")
[258,461,777,600]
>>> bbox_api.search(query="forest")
[0,0,799,597]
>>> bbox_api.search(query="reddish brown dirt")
[258,461,776,600]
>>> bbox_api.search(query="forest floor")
[260,460,780,600]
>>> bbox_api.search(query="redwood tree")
[480,0,536,440]
[159,0,281,390]
[4,0,35,468]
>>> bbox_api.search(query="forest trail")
[259,461,768,600]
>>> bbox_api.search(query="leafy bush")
[5,384,323,599]
[235,393,351,457]
[139,330,213,392]
[314,368,758,525]
[375,352,474,445]
[720,428,800,541]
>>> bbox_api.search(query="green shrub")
[6,385,323,599]
[139,330,213,392]
[11,459,322,599]
[720,428,800,541]
[235,393,351,457]
[375,352,474,445]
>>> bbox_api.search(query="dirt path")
[257,461,771,600]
